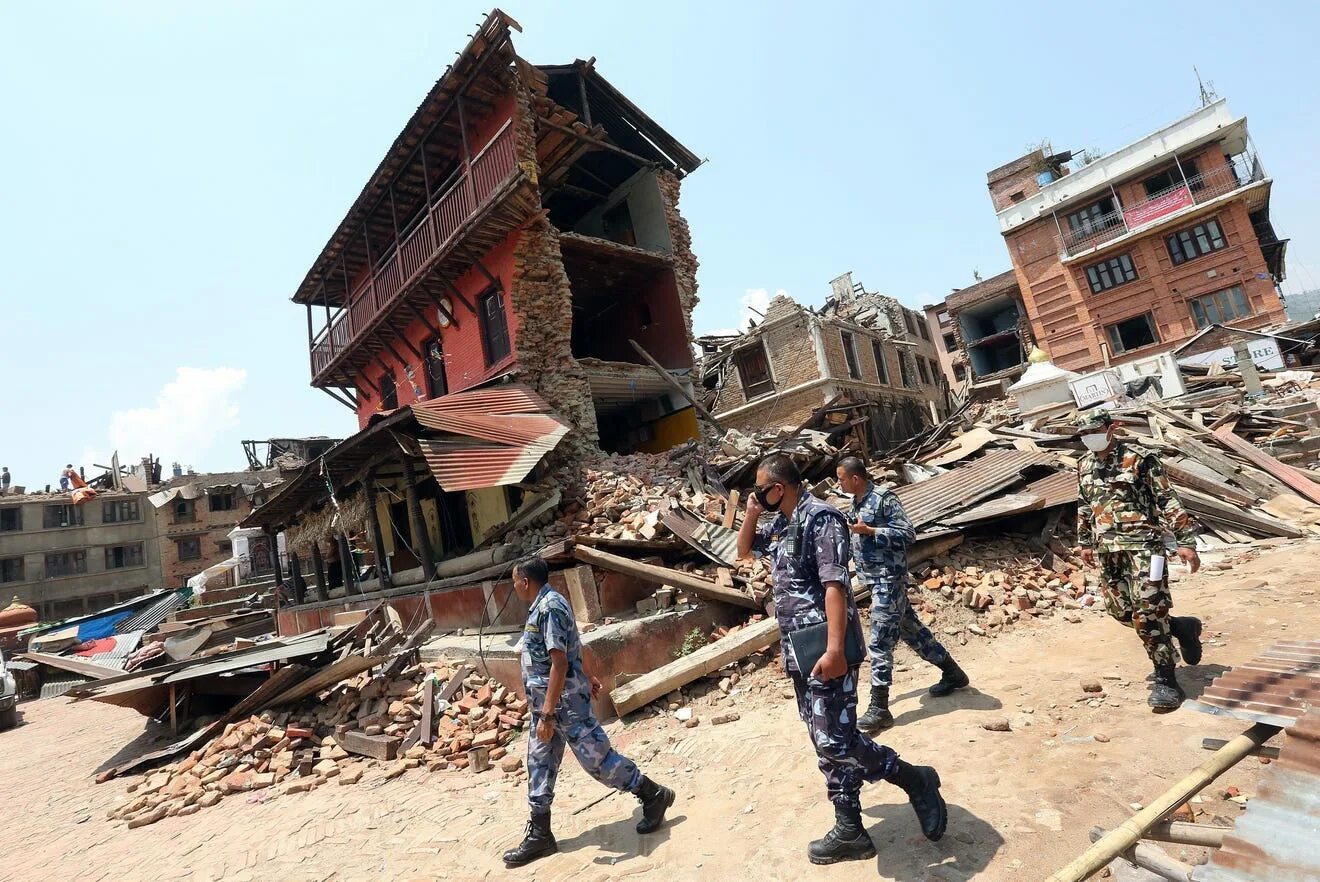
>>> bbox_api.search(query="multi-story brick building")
[0,490,161,620]
[986,99,1287,374]
[703,273,945,452]
[150,469,282,588]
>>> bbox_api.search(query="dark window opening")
[0,557,23,584]
[176,537,202,562]
[44,505,83,528]
[217,539,233,554]
[0,508,21,532]
[841,332,862,380]
[1189,285,1252,329]
[736,344,774,398]
[103,500,140,523]
[916,316,931,341]
[1167,218,1226,265]
[105,543,144,570]
[378,371,399,411]
[953,363,967,382]
[1143,158,1199,197]
[45,550,86,577]
[208,492,236,512]
[479,287,512,366]
[943,332,957,353]
[917,358,932,385]
[1066,197,1117,236]
[1009,191,1026,203]
[870,340,890,384]
[601,201,637,247]
[1085,253,1138,294]
[424,338,448,399]
[172,499,195,525]
[902,313,918,336]
[1105,313,1159,354]
[898,354,915,388]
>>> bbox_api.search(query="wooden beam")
[610,617,779,716]
[721,489,740,530]
[310,541,329,602]
[1045,723,1280,882]
[1161,423,1280,499]
[628,339,722,430]
[1212,424,1320,504]
[400,454,437,581]
[364,471,393,591]
[319,386,358,413]
[572,545,757,610]
[536,116,657,168]
[440,276,476,316]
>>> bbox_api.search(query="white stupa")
[1008,346,1081,412]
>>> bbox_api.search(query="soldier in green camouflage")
[1075,409,1204,712]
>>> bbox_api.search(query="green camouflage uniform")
[1077,437,1197,666]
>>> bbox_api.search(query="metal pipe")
[1143,821,1227,849]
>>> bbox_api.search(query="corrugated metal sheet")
[1194,709,1320,882]
[894,450,1058,529]
[116,589,190,635]
[40,676,90,700]
[79,631,143,671]
[944,492,1045,527]
[1186,640,1320,728]
[411,384,568,491]
[1020,470,1080,509]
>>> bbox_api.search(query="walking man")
[1075,410,1203,711]
[738,453,946,864]
[502,556,675,868]
[836,456,969,732]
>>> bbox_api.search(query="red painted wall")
[354,229,522,427]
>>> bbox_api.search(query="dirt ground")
[1,538,1314,882]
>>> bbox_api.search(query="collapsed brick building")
[245,10,704,601]
[699,272,948,453]
[930,269,1035,394]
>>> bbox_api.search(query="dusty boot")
[857,686,894,732]
[1147,663,1186,712]
[634,776,675,833]
[928,656,970,697]
[503,812,557,867]
[1169,616,1203,665]
[889,760,947,841]
[808,804,876,864]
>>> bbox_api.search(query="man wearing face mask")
[1075,409,1203,712]
[738,453,946,864]
[835,456,969,732]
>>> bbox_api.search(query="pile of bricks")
[107,661,529,828]
[563,450,717,542]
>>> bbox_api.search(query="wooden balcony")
[309,120,525,387]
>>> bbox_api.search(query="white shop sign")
[1069,370,1125,409]
[1178,338,1284,372]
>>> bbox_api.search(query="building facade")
[703,273,945,452]
[150,470,282,588]
[0,491,161,620]
[987,99,1287,374]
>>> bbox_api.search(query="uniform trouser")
[790,665,899,810]
[525,683,642,816]
[866,579,950,688]
[1098,544,1176,666]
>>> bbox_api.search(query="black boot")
[1169,616,1203,665]
[808,803,876,864]
[857,686,894,732]
[928,656,970,697]
[634,776,675,833]
[889,760,947,841]
[502,812,557,867]
[1147,663,1186,712]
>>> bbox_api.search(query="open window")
[870,340,890,384]
[1105,313,1159,354]
[379,371,399,411]
[841,332,862,380]
[424,337,448,398]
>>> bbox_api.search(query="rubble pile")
[107,660,528,828]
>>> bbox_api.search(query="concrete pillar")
[1233,340,1263,398]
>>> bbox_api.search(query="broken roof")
[945,270,1020,312]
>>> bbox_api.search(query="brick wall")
[712,306,820,414]
[715,385,828,436]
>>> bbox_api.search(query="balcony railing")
[1059,152,1264,258]
[310,120,520,379]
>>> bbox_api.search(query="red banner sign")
[1124,185,1192,229]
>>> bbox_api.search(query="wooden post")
[628,339,722,430]
[169,683,178,735]
[573,544,758,610]
[266,528,285,586]
[562,564,602,624]
[1087,827,1193,882]
[722,489,740,530]
[364,471,392,590]
[1045,723,1281,882]
[310,541,329,602]
[288,551,307,605]
[400,454,437,581]
[337,532,359,595]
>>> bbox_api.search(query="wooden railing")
[310,120,519,380]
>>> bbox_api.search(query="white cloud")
[85,367,247,469]
[740,287,780,329]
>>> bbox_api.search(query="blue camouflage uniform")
[752,491,900,810]
[521,584,641,816]
[850,484,949,688]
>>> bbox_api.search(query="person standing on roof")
[738,453,947,865]
[501,556,675,868]
[59,464,74,492]
[1,467,9,494]
[1075,410,1203,712]
[836,456,969,732]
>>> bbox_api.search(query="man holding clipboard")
[737,453,947,865]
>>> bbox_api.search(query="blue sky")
[3,1,1318,487]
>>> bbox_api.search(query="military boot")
[1147,663,1186,712]
[1169,616,1204,665]
[889,760,947,841]
[808,804,876,865]
[502,812,557,867]
[634,776,674,833]
[857,686,894,732]
[928,656,970,697]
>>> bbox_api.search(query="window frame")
[1105,312,1160,355]
[1167,217,1227,266]
[734,342,774,399]
[942,332,957,353]
[423,336,448,399]
[0,507,21,532]
[916,357,932,385]
[43,505,83,529]
[176,536,203,562]
[102,499,141,523]
[208,492,236,513]
[478,285,512,367]
[0,557,23,584]
[1084,253,1138,294]
[44,550,87,578]
[870,340,890,385]
[841,331,863,380]
[104,543,145,570]
[1188,285,1253,329]
[1065,196,1117,236]
[172,498,196,525]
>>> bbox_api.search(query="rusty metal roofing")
[412,385,568,491]
[1186,639,1320,728]
[1193,708,1320,882]
[894,450,1059,529]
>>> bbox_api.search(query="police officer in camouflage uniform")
[1075,410,1204,712]
[502,556,674,868]
[836,457,969,732]
[738,453,947,865]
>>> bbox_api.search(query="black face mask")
[754,483,784,512]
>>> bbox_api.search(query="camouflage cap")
[1076,408,1113,430]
